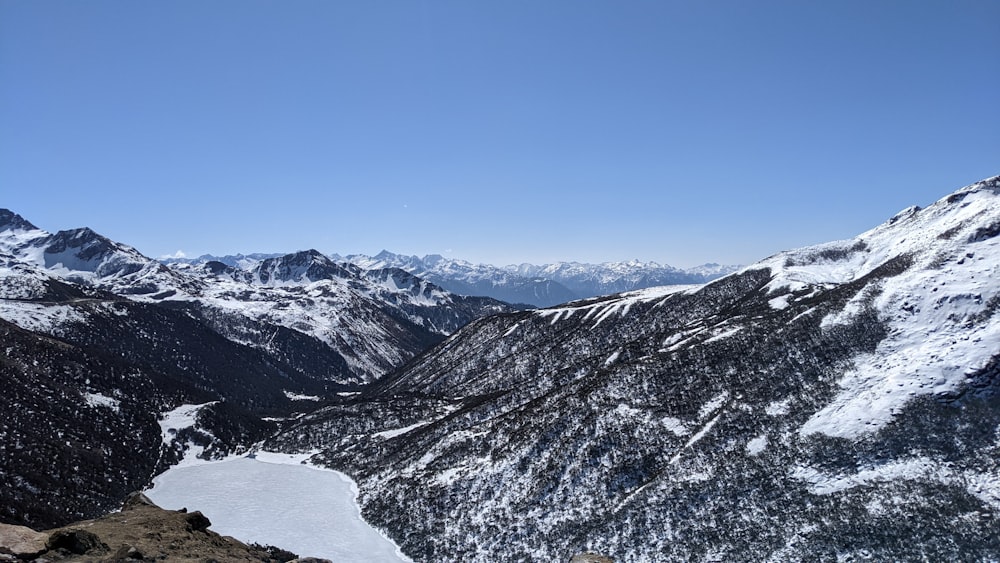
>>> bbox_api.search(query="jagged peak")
[0,209,40,232]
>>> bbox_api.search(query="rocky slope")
[268,175,1000,561]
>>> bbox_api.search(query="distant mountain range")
[168,251,739,307]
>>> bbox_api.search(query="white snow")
[702,326,743,344]
[746,435,768,455]
[790,457,1000,510]
[283,391,321,401]
[83,392,120,412]
[660,417,690,437]
[145,453,410,562]
[765,398,792,416]
[698,391,729,420]
[603,350,621,367]
[768,295,791,310]
[0,301,87,334]
[373,421,430,439]
[535,285,695,328]
[669,413,722,465]
[158,402,217,448]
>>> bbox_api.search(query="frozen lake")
[145,452,409,562]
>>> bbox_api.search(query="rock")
[570,554,614,563]
[183,511,212,532]
[46,528,109,555]
[0,523,49,557]
[122,491,158,510]
[111,544,145,560]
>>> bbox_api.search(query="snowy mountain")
[340,250,739,307]
[268,175,1000,561]
[0,210,511,529]
[0,214,511,385]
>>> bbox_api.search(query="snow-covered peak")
[0,209,39,233]
[249,250,356,286]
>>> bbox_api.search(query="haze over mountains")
[1,174,999,561]
[168,251,738,308]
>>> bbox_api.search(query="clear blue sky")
[2,1,997,267]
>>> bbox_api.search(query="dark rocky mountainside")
[267,175,1000,561]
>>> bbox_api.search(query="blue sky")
[2,1,997,267]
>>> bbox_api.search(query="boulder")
[0,523,49,558]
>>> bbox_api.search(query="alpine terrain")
[1,174,998,562]
[265,175,1000,561]
[0,210,510,530]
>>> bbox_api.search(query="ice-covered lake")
[145,452,409,562]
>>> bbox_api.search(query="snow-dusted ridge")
[751,177,1000,438]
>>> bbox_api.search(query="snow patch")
[746,435,768,455]
[698,391,729,420]
[83,392,120,412]
[374,421,430,439]
[768,295,791,310]
[603,350,621,367]
[765,398,792,416]
[661,417,690,437]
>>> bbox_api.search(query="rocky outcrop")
[0,523,48,559]
[0,494,321,562]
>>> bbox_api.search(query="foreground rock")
[0,494,325,563]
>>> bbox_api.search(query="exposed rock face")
[0,523,48,558]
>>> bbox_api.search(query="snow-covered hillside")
[270,175,1000,562]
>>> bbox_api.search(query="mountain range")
[2,174,999,561]
[0,209,509,529]
[169,251,738,307]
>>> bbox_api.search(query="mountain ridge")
[266,174,1000,561]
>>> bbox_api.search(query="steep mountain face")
[268,176,1000,561]
[0,210,511,530]
[340,251,739,307]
